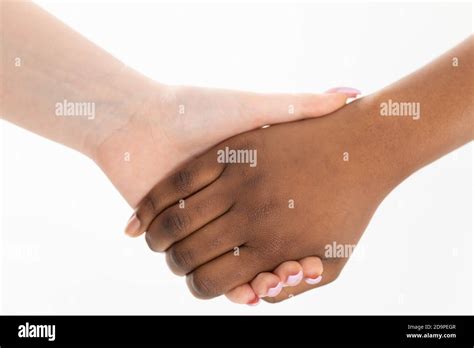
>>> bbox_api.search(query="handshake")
[106,35,468,304]
[117,85,364,305]
[3,2,472,307]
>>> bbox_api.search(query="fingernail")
[264,282,283,298]
[304,275,323,285]
[325,87,361,98]
[247,296,260,306]
[125,213,140,237]
[284,271,303,286]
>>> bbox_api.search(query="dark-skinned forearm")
[358,36,473,190]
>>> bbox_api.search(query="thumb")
[243,87,361,127]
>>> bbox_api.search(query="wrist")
[343,94,413,196]
[358,36,474,194]
[83,67,168,161]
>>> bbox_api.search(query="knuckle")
[145,232,164,252]
[188,272,218,299]
[140,194,159,215]
[173,169,194,192]
[162,211,189,239]
[167,245,194,275]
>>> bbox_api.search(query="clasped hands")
[4,2,471,307]
[106,84,393,305]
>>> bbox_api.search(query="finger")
[250,272,283,298]
[243,87,360,128]
[165,211,246,275]
[244,257,323,302]
[300,256,324,284]
[146,179,233,252]
[186,246,277,299]
[125,152,225,237]
[225,284,259,305]
[325,86,361,98]
[263,259,342,304]
[273,261,304,287]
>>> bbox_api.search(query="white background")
[1,1,472,314]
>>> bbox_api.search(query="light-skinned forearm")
[1,0,160,158]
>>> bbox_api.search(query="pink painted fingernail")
[304,275,323,285]
[265,282,283,297]
[125,213,140,237]
[247,296,260,306]
[285,271,303,286]
[325,87,361,98]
